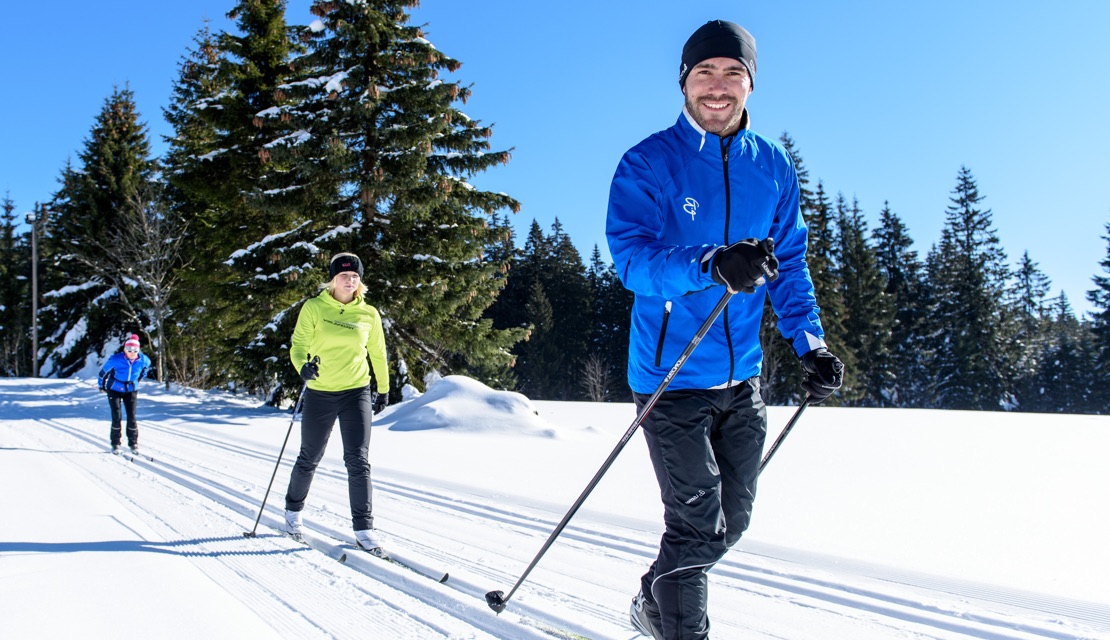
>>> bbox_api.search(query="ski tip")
[438,573,449,584]
[338,553,347,563]
[485,590,508,613]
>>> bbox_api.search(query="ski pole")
[757,395,810,476]
[244,355,319,538]
[486,291,734,614]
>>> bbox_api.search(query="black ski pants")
[284,386,375,531]
[107,390,139,448]
[635,379,767,640]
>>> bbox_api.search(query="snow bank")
[377,375,553,436]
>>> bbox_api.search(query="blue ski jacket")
[99,351,153,394]
[606,109,826,394]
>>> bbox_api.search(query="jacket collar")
[319,287,361,308]
[679,106,750,152]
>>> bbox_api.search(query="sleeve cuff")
[797,331,826,357]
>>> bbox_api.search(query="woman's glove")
[372,392,388,415]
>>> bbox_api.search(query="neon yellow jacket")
[289,289,389,394]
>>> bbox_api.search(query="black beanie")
[329,253,364,279]
[679,20,757,89]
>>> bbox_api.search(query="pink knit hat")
[124,334,141,350]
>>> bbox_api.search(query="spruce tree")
[587,245,632,401]
[1010,251,1053,411]
[484,218,535,340]
[495,219,583,399]
[924,167,1013,410]
[544,219,593,399]
[798,181,849,405]
[871,201,928,406]
[585,246,609,399]
[0,194,30,375]
[161,23,236,387]
[1012,251,1053,326]
[466,212,519,390]
[1027,294,1094,413]
[164,2,318,400]
[1086,222,1110,411]
[288,1,526,399]
[40,87,157,376]
[517,279,558,399]
[760,133,814,404]
[835,194,891,406]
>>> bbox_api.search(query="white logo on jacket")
[683,197,699,220]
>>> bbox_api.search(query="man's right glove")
[800,348,844,403]
[299,360,319,382]
[709,237,779,294]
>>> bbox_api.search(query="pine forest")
[1,1,1107,415]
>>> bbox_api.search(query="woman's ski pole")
[244,356,319,538]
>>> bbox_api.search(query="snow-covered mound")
[378,375,554,435]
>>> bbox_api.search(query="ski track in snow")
[18,419,511,639]
[5,379,1108,640]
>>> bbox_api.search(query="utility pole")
[25,204,43,377]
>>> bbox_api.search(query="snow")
[225,221,313,264]
[2,375,1108,640]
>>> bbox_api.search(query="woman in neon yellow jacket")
[282,252,391,555]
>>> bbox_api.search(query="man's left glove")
[372,392,388,415]
[800,348,844,403]
[98,385,107,394]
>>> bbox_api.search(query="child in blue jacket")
[98,334,153,455]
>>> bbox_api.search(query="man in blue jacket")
[606,20,844,640]
[98,334,154,455]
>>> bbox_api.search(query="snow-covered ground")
[2,375,1108,639]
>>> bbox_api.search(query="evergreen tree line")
[3,1,525,405]
[1,1,1107,413]
[470,141,1110,414]
[753,137,1110,414]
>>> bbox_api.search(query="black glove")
[800,348,844,403]
[146,366,157,380]
[710,237,779,294]
[99,385,107,394]
[299,360,319,382]
[372,392,388,415]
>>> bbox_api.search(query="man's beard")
[685,93,746,135]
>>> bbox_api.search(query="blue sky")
[2,1,1108,315]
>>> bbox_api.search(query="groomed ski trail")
[3,378,1107,640]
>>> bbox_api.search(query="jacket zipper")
[720,136,736,385]
[654,300,672,367]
